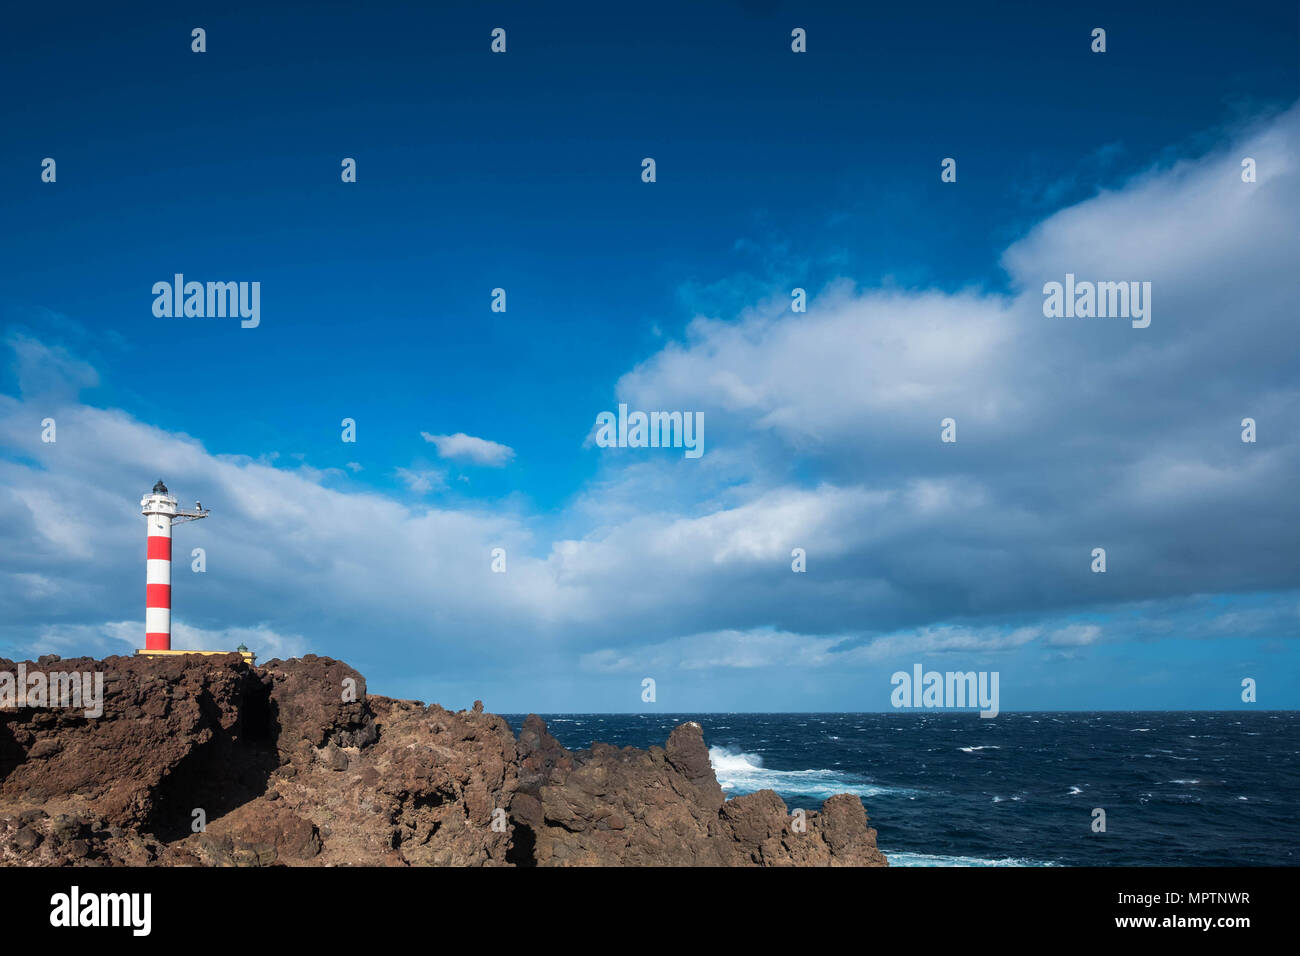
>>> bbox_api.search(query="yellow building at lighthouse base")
[134,648,256,663]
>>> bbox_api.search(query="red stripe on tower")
[146,583,171,608]
[147,536,171,560]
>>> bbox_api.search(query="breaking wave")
[885,851,1060,867]
[708,746,909,800]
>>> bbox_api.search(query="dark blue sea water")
[502,711,1299,866]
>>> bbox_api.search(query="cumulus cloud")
[580,622,1044,674]
[593,104,1300,633]
[6,620,307,662]
[420,431,515,466]
[6,332,99,399]
[1046,624,1102,647]
[1,105,1296,704]
[395,467,445,494]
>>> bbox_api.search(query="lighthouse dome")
[152,480,168,494]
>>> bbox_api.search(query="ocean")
[501,711,1299,866]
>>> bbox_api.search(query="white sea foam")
[885,851,1059,867]
[708,746,909,799]
[959,745,1001,752]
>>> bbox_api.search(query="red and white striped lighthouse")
[140,480,207,651]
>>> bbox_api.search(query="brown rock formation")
[512,717,886,866]
[0,654,886,867]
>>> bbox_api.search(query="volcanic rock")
[0,654,887,867]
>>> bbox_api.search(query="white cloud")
[420,431,515,466]
[170,622,308,659]
[395,467,445,494]
[6,332,99,399]
[1046,624,1102,647]
[2,105,1297,688]
[579,622,1047,674]
[8,620,307,661]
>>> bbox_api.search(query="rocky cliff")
[0,654,887,867]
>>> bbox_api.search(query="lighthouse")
[136,481,251,661]
[140,480,204,650]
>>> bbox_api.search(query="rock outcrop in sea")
[0,654,887,867]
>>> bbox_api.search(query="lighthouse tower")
[137,481,254,661]
[141,480,207,650]
[138,480,258,661]
[142,481,174,649]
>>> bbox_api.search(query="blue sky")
[1,0,1297,711]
